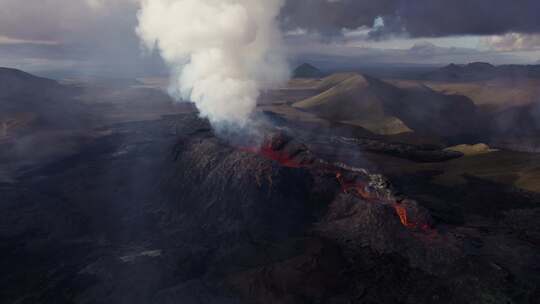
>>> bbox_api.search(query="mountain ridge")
[293,72,482,139]
[424,62,540,81]
[0,67,60,99]
[293,63,323,78]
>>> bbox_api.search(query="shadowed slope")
[294,73,483,140]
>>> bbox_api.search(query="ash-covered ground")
[1,68,540,303]
[1,111,539,303]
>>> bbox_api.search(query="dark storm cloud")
[282,0,540,38]
[1,0,538,75]
[281,0,397,36]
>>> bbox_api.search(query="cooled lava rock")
[332,136,464,162]
[162,128,460,274]
[316,193,461,274]
[159,133,333,244]
[2,114,536,304]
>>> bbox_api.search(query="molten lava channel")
[240,137,433,232]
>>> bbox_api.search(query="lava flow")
[240,133,433,232]
[241,144,302,168]
[336,171,431,230]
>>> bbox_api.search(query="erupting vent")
[336,171,432,231]
[240,132,314,168]
[240,132,434,232]
[241,145,302,168]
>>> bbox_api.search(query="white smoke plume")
[136,0,290,128]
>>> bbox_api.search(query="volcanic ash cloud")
[136,0,289,128]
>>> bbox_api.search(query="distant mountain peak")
[466,62,496,70]
[426,62,540,81]
[293,63,323,78]
[442,62,495,69]
[467,61,494,67]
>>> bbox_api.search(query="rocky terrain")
[1,68,540,303]
[1,112,539,303]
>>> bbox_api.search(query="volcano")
[1,112,538,303]
[240,132,434,231]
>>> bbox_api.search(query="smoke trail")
[136,0,289,128]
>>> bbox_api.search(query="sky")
[1,0,540,77]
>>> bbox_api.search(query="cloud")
[0,0,165,76]
[3,0,540,47]
[85,0,107,9]
[281,0,397,37]
[0,35,58,46]
[0,0,539,76]
[0,0,132,42]
[483,33,540,51]
[281,0,540,39]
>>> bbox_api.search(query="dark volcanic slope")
[0,67,183,137]
[0,67,60,99]
[491,102,540,151]
[1,113,539,304]
[0,68,91,132]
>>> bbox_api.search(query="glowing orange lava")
[242,141,432,232]
[241,144,302,168]
[394,203,409,226]
[336,172,432,231]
